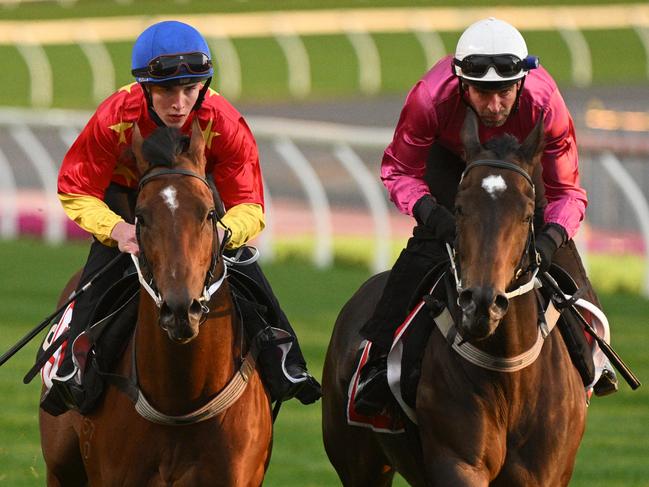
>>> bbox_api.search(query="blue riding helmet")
[131,21,213,84]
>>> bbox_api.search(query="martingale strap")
[433,300,561,373]
[100,327,264,426]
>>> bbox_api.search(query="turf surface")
[0,239,647,485]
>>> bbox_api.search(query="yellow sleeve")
[58,193,124,246]
[219,203,265,250]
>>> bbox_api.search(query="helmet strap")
[140,83,167,128]
[511,76,526,114]
[193,77,212,112]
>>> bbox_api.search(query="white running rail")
[0,107,647,295]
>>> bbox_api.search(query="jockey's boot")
[41,354,85,416]
[354,344,390,416]
[593,366,618,397]
[253,326,322,405]
[286,363,322,405]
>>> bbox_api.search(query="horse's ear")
[189,118,207,174]
[461,109,482,162]
[131,123,149,176]
[520,114,545,166]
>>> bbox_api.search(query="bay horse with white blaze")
[322,110,587,486]
[40,120,272,486]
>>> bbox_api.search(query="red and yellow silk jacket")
[58,83,264,248]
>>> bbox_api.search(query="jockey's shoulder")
[521,66,562,107]
[196,88,252,131]
[92,83,145,126]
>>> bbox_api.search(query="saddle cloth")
[40,302,75,389]
[346,341,405,434]
[38,273,140,403]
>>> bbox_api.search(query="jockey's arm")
[58,193,124,246]
[207,110,265,250]
[539,91,587,240]
[380,80,437,217]
[219,203,265,250]
[58,105,131,247]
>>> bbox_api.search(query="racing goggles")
[454,55,538,79]
[132,52,212,79]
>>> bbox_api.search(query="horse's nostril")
[159,302,174,329]
[458,289,473,309]
[494,293,509,313]
[189,299,204,318]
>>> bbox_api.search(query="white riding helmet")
[454,17,534,85]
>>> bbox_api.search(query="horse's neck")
[134,292,240,412]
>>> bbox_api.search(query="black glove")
[413,194,456,245]
[535,223,568,272]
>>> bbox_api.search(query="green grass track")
[0,239,647,485]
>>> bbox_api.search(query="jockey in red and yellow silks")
[58,82,264,250]
[43,21,321,417]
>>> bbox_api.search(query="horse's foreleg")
[40,409,88,487]
[424,457,489,487]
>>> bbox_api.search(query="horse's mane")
[142,127,190,168]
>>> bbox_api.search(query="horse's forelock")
[142,127,190,169]
[482,134,521,162]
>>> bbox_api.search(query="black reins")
[136,167,231,311]
[460,159,538,286]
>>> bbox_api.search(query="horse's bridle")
[132,167,232,311]
[428,159,560,376]
[449,159,539,299]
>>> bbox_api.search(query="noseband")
[449,159,539,299]
[133,168,231,311]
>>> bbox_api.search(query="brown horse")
[322,111,587,486]
[40,120,272,486]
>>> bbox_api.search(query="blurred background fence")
[0,106,648,296]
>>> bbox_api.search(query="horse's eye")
[206,209,216,221]
[523,214,533,224]
[135,213,146,227]
[455,205,463,216]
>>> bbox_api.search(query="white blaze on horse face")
[481,175,507,199]
[160,186,179,215]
